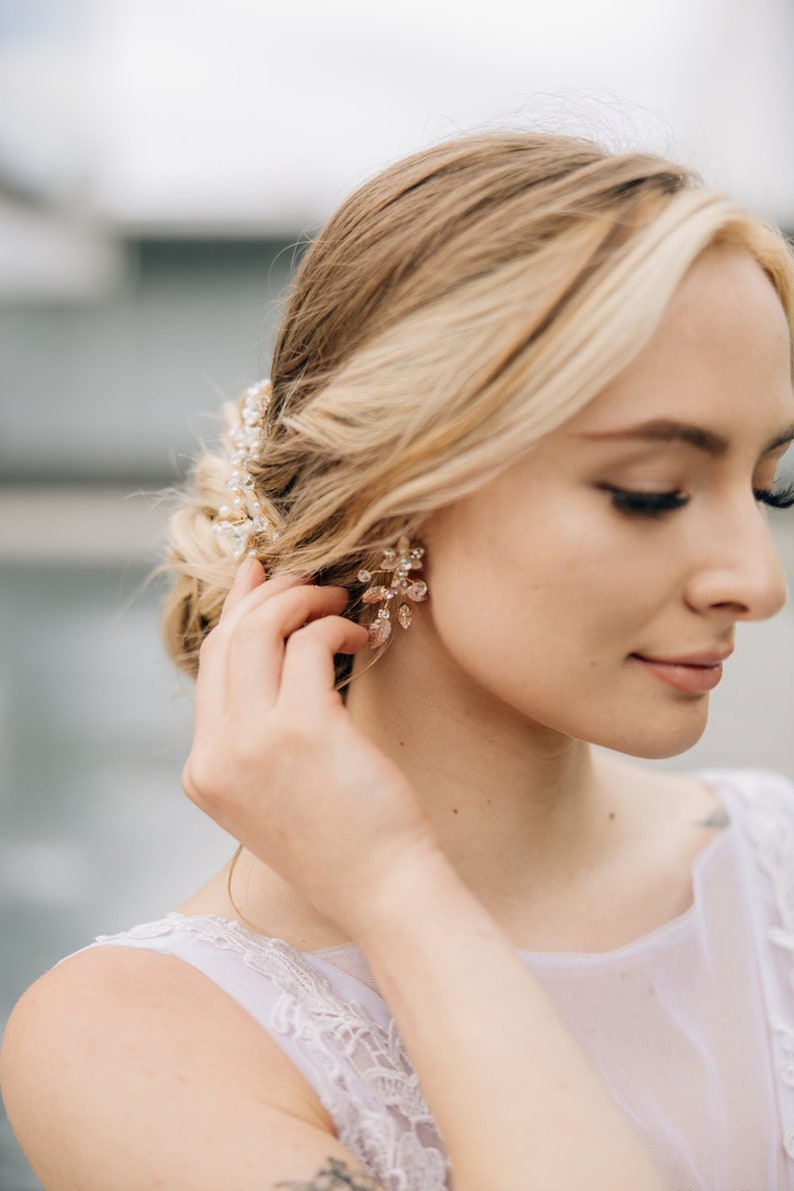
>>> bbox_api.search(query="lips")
[631,650,732,694]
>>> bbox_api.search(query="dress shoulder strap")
[89,913,448,1191]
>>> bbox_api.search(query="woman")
[2,132,794,1191]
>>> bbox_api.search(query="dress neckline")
[313,810,735,968]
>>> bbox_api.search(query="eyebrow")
[577,418,794,458]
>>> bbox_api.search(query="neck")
[344,618,615,920]
[227,614,631,951]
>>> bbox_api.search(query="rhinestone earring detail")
[359,535,428,648]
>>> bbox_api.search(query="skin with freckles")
[180,243,794,956]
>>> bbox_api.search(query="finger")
[192,625,230,734]
[225,585,354,713]
[219,560,305,623]
[219,556,265,618]
[278,616,369,714]
[195,567,303,727]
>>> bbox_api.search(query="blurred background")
[1,0,793,1185]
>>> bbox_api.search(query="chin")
[588,707,710,761]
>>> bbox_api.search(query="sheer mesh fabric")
[81,769,794,1190]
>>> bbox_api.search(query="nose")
[685,501,788,623]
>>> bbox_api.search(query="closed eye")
[754,483,794,510]
[597,485,689,518]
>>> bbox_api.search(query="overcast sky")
[1,0,793,233]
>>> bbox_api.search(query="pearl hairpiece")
[213,379,276,560]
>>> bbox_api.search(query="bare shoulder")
[594,750,729,826]
[1,945,376,1191]
[593,750,733,893]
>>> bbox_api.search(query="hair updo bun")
[159,130,794,680]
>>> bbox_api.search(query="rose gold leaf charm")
[397,603,413,629]
[362,586,394,603]
[368,612,392,648]
[405,581,427,601]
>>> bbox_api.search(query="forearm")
[354,850,668,1191]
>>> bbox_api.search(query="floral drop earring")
[359,535,428,648]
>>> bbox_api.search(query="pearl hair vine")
[213,379,277,560]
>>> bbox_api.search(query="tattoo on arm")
[275,1156,382,1191]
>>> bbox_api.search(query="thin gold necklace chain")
[225,843,267,935]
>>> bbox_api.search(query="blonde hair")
[161,131,794,678]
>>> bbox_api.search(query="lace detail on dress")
[96,913,448,1191]
[720,771,794,1163]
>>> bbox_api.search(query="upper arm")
[0,946,384,1191]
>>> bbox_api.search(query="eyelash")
[602,483,794,518]
[754,484,794,510]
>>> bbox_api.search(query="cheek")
[426,515,611,684]
[424,497,672,697]
[418,483,707,756]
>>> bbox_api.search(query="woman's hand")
[182,558,440,937]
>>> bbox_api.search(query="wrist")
[347,838,497,968]
[346,837,456,947]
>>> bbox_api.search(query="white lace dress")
[77,769,794,1190]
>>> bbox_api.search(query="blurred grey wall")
[0,238,295,482]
